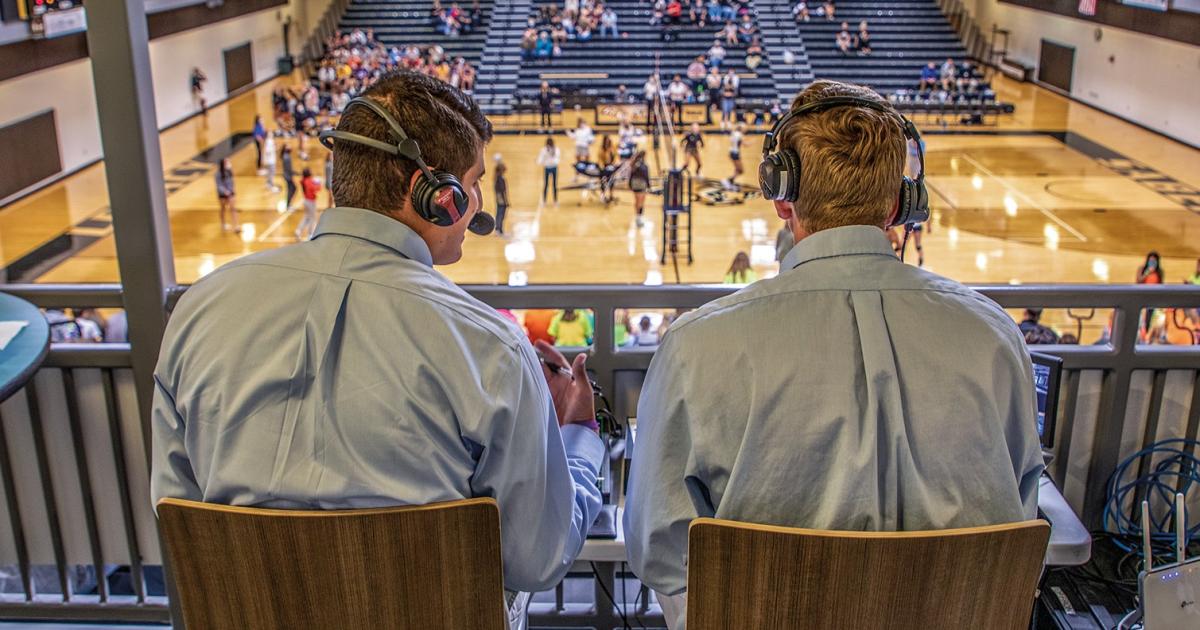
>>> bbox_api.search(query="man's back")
[625,226,1043,595]
[154,214,525,508]
[152,208,605,592]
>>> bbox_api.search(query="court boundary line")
[957,153,1089,243]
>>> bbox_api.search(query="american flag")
[1078,0,1097,16]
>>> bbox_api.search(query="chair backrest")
[686,518,1050,630]
[157,497,506,630]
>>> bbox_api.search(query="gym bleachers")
[338,0,495,65]
[505,1,781,115]
[790,0,969,93]
[754,0,815,100]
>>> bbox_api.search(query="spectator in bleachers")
[737,14,757,44]
[708,40,726,67]
[666,0,684,23]
[745,36,764,70]
[707,0,723,23]
[687,56,708,86]
[940,57,957,91]
[552,21,568,46]
[919,62,939,92]
[856,21,872,55]
[793,0,809,22]
[689,0,708,28]
[601,6,619,38]
[535,31,555,60]
[721,20,738,46]
[615,84,631,103]
[521,27,538,59]
[823,0,836,20]
[577,17,594,41]
[836,22,852,55]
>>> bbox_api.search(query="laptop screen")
[1031,352,1064,449]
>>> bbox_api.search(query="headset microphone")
[318,97,495,235]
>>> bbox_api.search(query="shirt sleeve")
[469,343,605,592]
[150,374,203,509]
[624,332,703,596]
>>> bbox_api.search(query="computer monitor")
[1031,352,1064,449]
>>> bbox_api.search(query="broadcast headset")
[758,95,930,229]
[318,96,495,235]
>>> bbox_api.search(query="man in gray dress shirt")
[152,71,605,625]
[624,80,1043,626]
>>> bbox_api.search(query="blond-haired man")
[624,80,1042,627]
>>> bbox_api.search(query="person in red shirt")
[296,168,322,240]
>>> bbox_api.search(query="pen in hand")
[539,354,575,380]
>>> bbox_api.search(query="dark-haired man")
[625,80,1042,625]
[152,71,605,624]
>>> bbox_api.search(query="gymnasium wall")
[0,4,298,202]
[967,0,1200,147]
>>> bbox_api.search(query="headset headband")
[318,97,439,183]
[762,96,924,186]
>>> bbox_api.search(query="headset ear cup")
[412,172,468,226]
[779,149,801,202]
[893,180,913,228]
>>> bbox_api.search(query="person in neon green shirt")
[723,251,758,284]
[614,310,632,347]
[1188,258,1200,285]
[549,308,594,346]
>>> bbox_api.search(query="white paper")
[0,321,29,351]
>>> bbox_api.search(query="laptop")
[1031,351,1063,451]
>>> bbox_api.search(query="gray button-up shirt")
[151,207,605,592]
[625,225,1043,596]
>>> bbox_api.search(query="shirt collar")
[780,224,898,271]
[311,207,434,267]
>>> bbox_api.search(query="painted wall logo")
[1095,158,1200,215]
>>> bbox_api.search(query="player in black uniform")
[681,122,704,175]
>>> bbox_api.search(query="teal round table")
[0,292,49,403]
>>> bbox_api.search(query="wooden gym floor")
[2,73,1198,300]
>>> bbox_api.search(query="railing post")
[84,0,175,466]
[84,1,179,627]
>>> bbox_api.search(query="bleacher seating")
[338,0,495,65]
[506,1,780,114]
[790,0,969,93]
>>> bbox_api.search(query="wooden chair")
[686,518,1050,630]
[157,497,506,630]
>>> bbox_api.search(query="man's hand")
[535,340,597,429]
